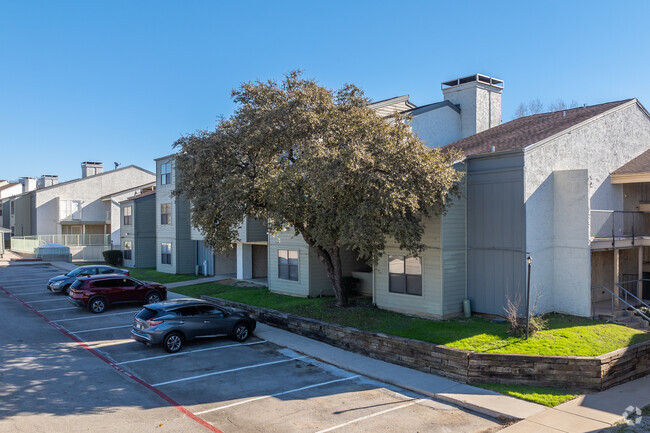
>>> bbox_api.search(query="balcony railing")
[591,210,650,245]
[11,234,111,253]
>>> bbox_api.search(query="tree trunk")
[310,243,347,307]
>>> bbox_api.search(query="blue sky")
[1,0,649,182]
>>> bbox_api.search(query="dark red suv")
[68,274,167,313]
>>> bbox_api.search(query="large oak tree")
[173,71,463,306]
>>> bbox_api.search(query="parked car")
[47,265,129,295]
[67,274,166,313]
[131,298,256,353]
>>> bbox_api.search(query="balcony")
[591,210,650,248]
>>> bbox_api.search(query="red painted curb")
[0,285,224,433]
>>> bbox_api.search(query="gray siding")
[441,172,467,316]
[175,196,196,274]
[14,194,33,236]
[467,152,526,316]
[134,194,156,268]
[214,248,237,275]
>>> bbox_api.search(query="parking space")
[1,264,502,433]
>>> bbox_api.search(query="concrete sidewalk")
[500,375,650,432]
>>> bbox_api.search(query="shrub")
[504,295,547,337]
[342,276,360,297]
[102,249,123,266]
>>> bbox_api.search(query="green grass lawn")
[173,282,650,357]
[126,267,204,284]
[172,282,650,407]
[79,263,204,284]
[475,384,579,407]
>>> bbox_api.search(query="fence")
[11,234,111,261]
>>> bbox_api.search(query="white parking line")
[9,291,50,296]
[314,399,427,433]
[54,310,140,322]
[153,356,308,387]
[117,340,268,365]
[38,306,78,312]
[72,325,133,334]
[27,298,69,304]
[194,375,360,415]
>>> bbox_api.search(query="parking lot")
[0,264,502,433]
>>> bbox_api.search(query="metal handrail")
[592,285,650,322]
[615,279,650,311]
[590,210,650,246]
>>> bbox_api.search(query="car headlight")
[52,281,63,287]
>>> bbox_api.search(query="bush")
[504,296,547,337]
[102,249,123,266]
[342,276,360,297]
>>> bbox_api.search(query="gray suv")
[131,298,256,353]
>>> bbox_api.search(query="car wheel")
[231,322,250,342]
[145,291,162,305]
[89,296,107,314]
[163,332,183,353]
[63,285,70,296]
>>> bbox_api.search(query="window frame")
[388,255,422,296]
[278,249,299,281]
[123,206,133,226]
[161,242,172,265]
[123,241,132,260]
[160,162,171,185]
[160,203,171,225]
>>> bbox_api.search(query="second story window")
[161,162,171,185]
[123,206,132,226]
[160,203,171,225]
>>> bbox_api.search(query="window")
[10,201,14,215]
[123,241,132,260]
[123,206,132,226]
[160,203,171,225]
[278,249,299,281]
[161,243,172,264]
[160,162,171,185]
[388,255,422,296]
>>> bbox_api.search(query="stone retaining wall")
[203,295,650,391]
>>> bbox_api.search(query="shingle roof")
[444,99,633,157]
[612,149,650,175]
[0,182,20,192]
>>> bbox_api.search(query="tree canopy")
[173,71,463,306]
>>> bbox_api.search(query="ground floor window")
[161,243,171,265]
[278,249,298,281]
[388,255,422,295]
[123,241,132,260]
